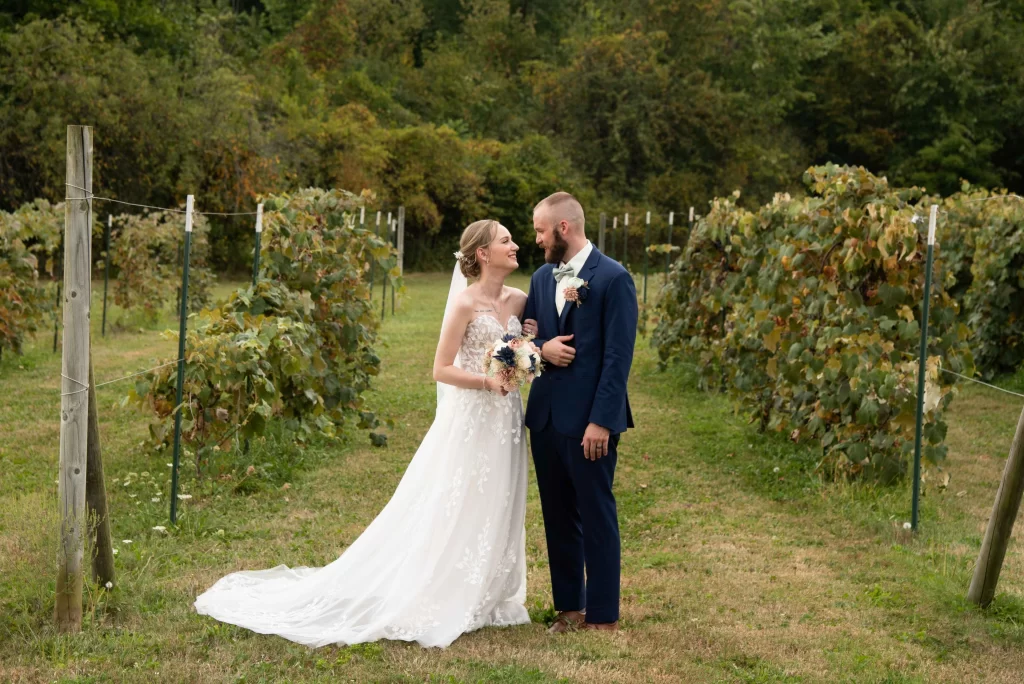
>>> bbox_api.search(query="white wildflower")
[122,540,132,544]
[152,526,167,533]
[177,494,192,500]
[105,581,113,589]
[903,522,912,530]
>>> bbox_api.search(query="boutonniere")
[563,277,590,308]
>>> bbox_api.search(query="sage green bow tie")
[553,264,575,282]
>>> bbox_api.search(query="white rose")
[516,351,532,370]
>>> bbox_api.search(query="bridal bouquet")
[483,334,544,392]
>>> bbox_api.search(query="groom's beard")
[545,232,569,265]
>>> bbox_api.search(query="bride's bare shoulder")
[507,287,528,315]
[506,287,528,304]
[452,287,478,313]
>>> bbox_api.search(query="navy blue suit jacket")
[523,248,638,438]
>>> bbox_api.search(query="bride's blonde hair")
[458,220,499,279]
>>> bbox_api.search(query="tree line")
[1,0,1022,270]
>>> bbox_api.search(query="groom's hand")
[541,335,575,367]
[582,423,611,460]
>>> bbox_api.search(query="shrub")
[109,210,214,321]
[653,165,975,479]
[131,189,396,474]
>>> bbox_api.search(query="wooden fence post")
[968,405,1024,607]
[56,125,93,632]
[86,363,114,587]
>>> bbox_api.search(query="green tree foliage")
[0,1,1021,271]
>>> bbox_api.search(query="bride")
[194,219,532,648]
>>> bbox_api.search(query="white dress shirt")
[555,241,594,316]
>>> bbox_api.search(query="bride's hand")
[484,377,509,396]
[522,318,538,336]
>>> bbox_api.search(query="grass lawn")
[2,271,1024,682]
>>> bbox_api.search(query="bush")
[108,210,214,321]
[914,187,1024,380]
[0,224,48,355]
[0,199,62,355]
[933,190,1024,379]
[131,189,396,475]
[653,165,975,479]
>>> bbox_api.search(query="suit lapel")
[543,266,560,334]
[557,293,572,334]
[557,248,602,336]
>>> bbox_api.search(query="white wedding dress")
[194,314,530,648]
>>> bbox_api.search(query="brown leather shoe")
[547,610,586,634]
[582,620,619,631]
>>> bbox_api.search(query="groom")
[522,192,638,632]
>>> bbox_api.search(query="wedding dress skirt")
[194,315,530,648]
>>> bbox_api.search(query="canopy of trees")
[2,1,1022,269]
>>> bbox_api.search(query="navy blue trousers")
[530,423,620,624]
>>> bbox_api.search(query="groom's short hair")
[535,192,585,232]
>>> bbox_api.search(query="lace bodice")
[459,315,523,375]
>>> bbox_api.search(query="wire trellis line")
[59,359,184,396]
[940,368,1024,401]
[907,194,1023,225]
[638,358,1015,401]
[64,183,259,216]
[964,194,1024,203]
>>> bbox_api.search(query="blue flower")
[493,345,517,367]
[576,285,590,302]
[501,333,517,343]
